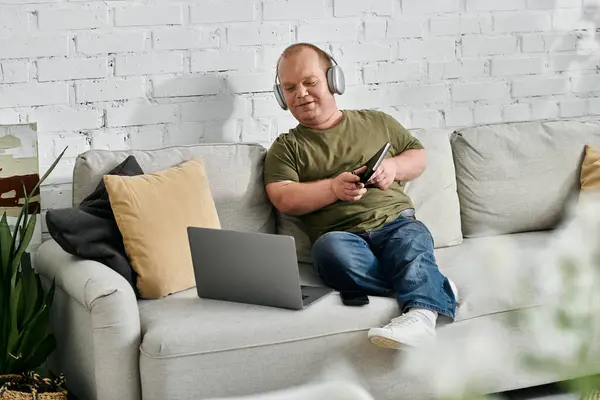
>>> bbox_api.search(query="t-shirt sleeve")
[380,112,424,154]
[263,135,299,185]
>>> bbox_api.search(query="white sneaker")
[368,314,435,350]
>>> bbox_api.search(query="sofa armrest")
[34,239,142,400]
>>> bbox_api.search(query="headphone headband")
[274,43,337,86]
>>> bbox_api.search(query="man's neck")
[304,109,344,130]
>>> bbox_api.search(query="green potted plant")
[0,147,68,399]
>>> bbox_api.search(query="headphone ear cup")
[327,65,346,95]
[273,83,288,110]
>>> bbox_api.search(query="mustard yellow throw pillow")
[581,145,600,192]
[104,158,221,299]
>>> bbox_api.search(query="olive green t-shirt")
[263,109,424,243]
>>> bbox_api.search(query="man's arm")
[390,148,426,182]
[377,111,426,184]
[263,135,338,216]
[367,149,426,190]
[266,179,338,216]
[266,166,368,216]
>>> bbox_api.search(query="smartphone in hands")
[354,142,392,185]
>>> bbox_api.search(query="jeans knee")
[312,232,347,260]
[393,221,434,249]
[311,232,358,277]
[412,229,434,248]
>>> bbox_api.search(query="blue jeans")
[311,214,456,322]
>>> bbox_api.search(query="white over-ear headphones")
[273,43,346,111]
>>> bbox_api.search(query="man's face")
[278,48,337,126]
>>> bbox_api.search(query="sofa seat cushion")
[435,230,554,321]
[137,231,554,360]
[138,286,400,360]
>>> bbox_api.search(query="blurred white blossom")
[402,192,600,399]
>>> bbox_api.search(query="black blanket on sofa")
[46,155,143,294]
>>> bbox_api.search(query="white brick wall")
[115,53,184,76]
[0,8,30,36]
[363,62,424,83]
[297,21,359,42]
[0,60,30,83]
[227,24,291,46]
[114,5,183,27]
[0,35,69,59]
[190,1,256,24]
[191,49,256,72]
[75,79,146,103]
[37,57,107,82]
[38,6,109,31]
[452,81,510,102]
[0,0,598,237]
[333,0,394,17]
[403,0,459,15]
[76,32,146,55]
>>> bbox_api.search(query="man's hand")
[367,158,397,190]
[331,166,367,201]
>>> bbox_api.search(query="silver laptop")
[187,226,334,310]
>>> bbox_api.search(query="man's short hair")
[276,43,333,75]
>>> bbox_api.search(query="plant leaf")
[24,275,54,330]
[14,299,52,370]
[7,185,30,303]
[33,270,45,314]
[6,278,22,369]
[29,146,67,203]
[7,288,56,373]
[20,334,56,373]
[8,188,27,269]
[11,213,37,288]
[18,182,30,247]
[0,212,12,370]
[18,253,39,328]
[0,213,12,274]
[45,278,57,310]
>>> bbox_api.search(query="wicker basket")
[0,373,67,400]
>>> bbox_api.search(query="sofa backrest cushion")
[404,128,463,248]
[451,119,600,237]
[72,143,276,235]
[276,128,464,264]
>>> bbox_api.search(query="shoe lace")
[384,314,419,329]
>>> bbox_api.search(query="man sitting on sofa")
[263,42,458,350]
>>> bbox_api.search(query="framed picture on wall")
[0,123,42,250]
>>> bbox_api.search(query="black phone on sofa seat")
[340,291,370,306]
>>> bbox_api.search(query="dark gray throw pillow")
[46,156,143,295]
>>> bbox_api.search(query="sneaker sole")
[368,335,406,350]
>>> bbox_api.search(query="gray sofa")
[35,118,600,400]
